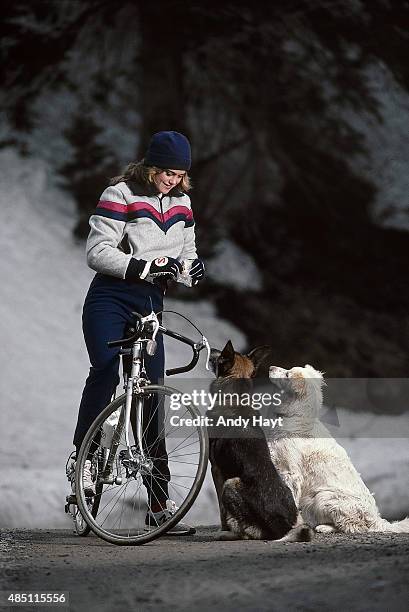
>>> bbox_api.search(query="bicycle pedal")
[66,494,77,505]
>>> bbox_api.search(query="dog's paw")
[216,530,240,541]
[315,524,336,534]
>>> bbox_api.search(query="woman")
[71,131,205,535]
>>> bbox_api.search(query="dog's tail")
[277,525,313,542]
[374,517,409,533]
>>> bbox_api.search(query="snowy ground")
[0,148,408,529]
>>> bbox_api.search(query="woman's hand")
[189,259,205,285]
[142,257,183,280]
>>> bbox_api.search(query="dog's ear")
[247,345,274,377]
[304,364,325,386]
[218,340,236,372]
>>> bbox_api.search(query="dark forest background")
[2,0,409,377]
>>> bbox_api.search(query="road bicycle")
[65,309,210,545]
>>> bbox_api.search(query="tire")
[75,385,209,545]
[73,454,104,536]
[73,505,91,536]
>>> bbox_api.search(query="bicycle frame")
[124,340,146,459]
[99,340,147,484]
[126,311,161,459]
[101,313,160,483]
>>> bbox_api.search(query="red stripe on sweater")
[128,201,193,222]
[98,199,193,222]
[127,201,163,221]
[97,200,127,212]
[163,206,193,222]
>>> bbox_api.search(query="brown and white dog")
[208,341,312,542]
[268,364,409,534]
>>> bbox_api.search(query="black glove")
[189,259,205,285]
[142,257,183,280]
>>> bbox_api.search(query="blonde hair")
[110,160,192,192]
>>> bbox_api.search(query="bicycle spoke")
[167,451,201,458]
[141,398,192,451]
[127,483,144,537]
[99,482,130,526]
[165,434,200,457]
[169,459,202,466]
[145,438,201,463]
[114,480,131,530]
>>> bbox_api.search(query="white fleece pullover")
[86,180,197,283]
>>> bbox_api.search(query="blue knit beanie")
[144,131,191,171]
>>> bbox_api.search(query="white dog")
[267,364,409,534]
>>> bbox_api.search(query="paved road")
[1,528,409,611]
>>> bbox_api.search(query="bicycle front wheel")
[75,385,208,545]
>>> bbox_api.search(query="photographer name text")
[170,415,284,429]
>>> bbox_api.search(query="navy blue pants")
[73,273,169,504]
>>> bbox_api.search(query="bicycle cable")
[158,309,204,337]
[158,309,211,370]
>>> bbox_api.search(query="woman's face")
[153,169,185,194]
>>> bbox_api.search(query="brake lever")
[140,310,160,342]
[202,335,211,371]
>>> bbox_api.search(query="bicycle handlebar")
[107,311,144,348]
[107,312,206,376]
[107,337,135,348]
[160,326,202,376]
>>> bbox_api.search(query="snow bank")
[348,65,409,230]
[206,238,262,291]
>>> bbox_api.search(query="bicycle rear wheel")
[72,499,94,536]
[66,453,102,537]
[72,455,104,536]
[75,385,208,545]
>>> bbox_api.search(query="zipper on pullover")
[158,194,166,233]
